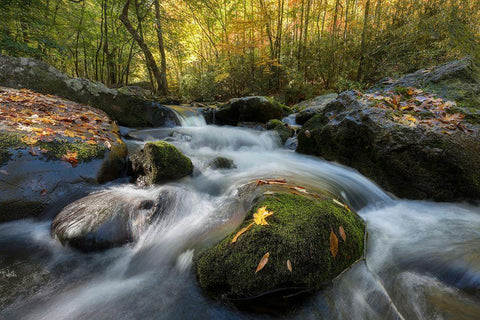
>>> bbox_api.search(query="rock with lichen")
[130,141,193,185]
[195,180,365,304]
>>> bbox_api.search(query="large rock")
[0,87,127,222]
[373,57,480,123]
[294,93,338,125]
[195,180,365,302]
[51,188,162,251]
[130,141,193,185]
[297,90,480,201]
[0,55,178,127]
[215,96,289,125]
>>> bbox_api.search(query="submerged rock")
[214,96,288,125]
[207,157,236,170]
[0,55,178,127]
[294,93,338,125]
[0,87,127,222]
[266,119,293,144]
[195,180,365,303]
[297,90,480,201]
[51,189,161,251]
[130,141,193,185]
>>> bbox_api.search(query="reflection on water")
[1,118,479,320]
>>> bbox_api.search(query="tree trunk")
[153,0,169,95]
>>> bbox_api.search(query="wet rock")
[0,55,178,127]
[214,96,286,125]
[51,189,161,251]
[195,180,365,303]
[207,157,236,170]
[294,93,338,125]
[0,88,127,222]
[130,141,193,185]
[266,119,293,144]
[297,91,480,201]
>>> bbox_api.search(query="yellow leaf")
[287,260,292,273]
[231,222,254,243]
[255,252,269,274]
[21,136,38,145]
[253,206,274,226]
[330,229,338,258]
[339,226,346,242]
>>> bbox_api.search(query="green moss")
[266,119,292,143]
[196,192,365,298]
[131,141,193,184]
[0,131,106,166]
[0,132,22,166]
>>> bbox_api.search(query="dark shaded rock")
[266,119,293,144]
[0,88,127,222]
[207,157,236,170]
[0,55,178,127]
[297,91,480,201]
[130,141,193,185]
[294,93,338,125]
[51,189,162,251]
[195,181,365,302]
[214,96,285,125]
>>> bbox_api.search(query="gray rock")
[295,93,338,125]
[0,55,179,127]
[215,96,285,125]
[51,189,162,251]
[207,157,236,170]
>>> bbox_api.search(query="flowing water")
[1,108,480,320]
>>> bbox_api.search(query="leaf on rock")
[253,206,274,226]
[255,252,270,274]
[330,229,339,258]
[339,226,346,242]
[287,260,292,273]
[61,151,79,167]
[231,222,254,243]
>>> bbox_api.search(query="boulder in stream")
[207,157,236,170]
[214,96,290,125]
[294,93,338,125]
[0,87,127,222]
[195,180,365,306]
[297,89,480,201]
[130,141,193,185]
[266,119,293,144]
[51,188,162,252]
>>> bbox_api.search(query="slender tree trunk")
[153,0,169,95]
[357,0,371,81]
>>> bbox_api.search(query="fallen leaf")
[231,222,254,243]
[255,252,270,273]
[339,226,346,242]
[253,206,274,226]
[41,189,47,196]
[287,260,292,273]
[330,229,339,258]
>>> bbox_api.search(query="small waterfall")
[168,105,207,127]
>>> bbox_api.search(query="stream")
[1,108,479,320]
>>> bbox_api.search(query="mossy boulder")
[51,189,161,252]
[297,91,480,201]
[207,157,236,170]
[214,96,285,125]
[195,181,365,301]
[0,88,127,222]
[0,55,179,127]
[130,141,193,185]
[266,119,293,144]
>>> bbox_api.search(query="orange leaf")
[330,229,338,258]
[339,226,346,242]
[255,252,270,274]
[231,222,254,243]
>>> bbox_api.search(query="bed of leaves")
[357,87,474,134]
[0,87,121,166]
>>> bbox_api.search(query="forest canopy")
[0,0,478,103]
